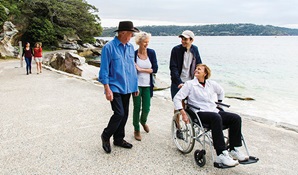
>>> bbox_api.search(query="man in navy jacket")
[169,30,202,99]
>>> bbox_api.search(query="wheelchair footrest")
[239,156,259,164]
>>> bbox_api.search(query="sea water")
[97,36,298,127]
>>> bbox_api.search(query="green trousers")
[133,87,151,131]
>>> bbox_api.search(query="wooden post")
[19,41,23,67]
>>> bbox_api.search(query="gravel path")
[1,60,298,175]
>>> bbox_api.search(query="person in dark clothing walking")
[22,42,34,75]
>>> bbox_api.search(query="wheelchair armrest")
[215,102,230,108]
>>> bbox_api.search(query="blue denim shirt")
[99,37,138,94]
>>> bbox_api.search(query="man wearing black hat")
[99,21,140,153]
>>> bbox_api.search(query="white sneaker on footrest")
[230,148,249,161]
[216,150,239,167]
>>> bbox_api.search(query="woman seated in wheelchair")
[173,64,249,167]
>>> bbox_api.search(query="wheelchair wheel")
[194,149,206,167]
[171,112,195,154]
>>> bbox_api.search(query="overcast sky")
[86,0,298,29]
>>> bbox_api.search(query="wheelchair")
[171,102,259,168]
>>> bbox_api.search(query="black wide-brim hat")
[114,21,139,32]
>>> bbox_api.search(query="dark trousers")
[197,111,242,155]
[102,93,131,142]
[25,57,32,73]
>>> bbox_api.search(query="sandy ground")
[1,60,298,175]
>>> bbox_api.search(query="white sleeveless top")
[136,56,151,87]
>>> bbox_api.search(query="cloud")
[87,0,298,28]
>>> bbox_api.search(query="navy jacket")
[169,44,202,85]
[135,48,158,97]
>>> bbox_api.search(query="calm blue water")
[97,36,298,126]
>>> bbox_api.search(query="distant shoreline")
[101,23,298,37]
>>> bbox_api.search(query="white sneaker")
[216,150,239,167]
[230,148,249,161]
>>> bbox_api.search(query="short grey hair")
[135,31,151,45]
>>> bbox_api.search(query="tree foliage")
[25,17,56,46]
[1,0,102,47]
[0,2,9,27]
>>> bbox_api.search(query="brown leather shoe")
[134,131,142,141]
[142,124,149,133]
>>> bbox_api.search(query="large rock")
[48,53,65,70]
[77,48,93,57]
[57,35,81,50]
[94,39,108,48]
[48,51,85,76]
[0,21,18,57]
[87,60,101,67]
[45,50,99,80]
[58,42,80,50]
[78,43,102,57]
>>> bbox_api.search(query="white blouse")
[173,78,224,113]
